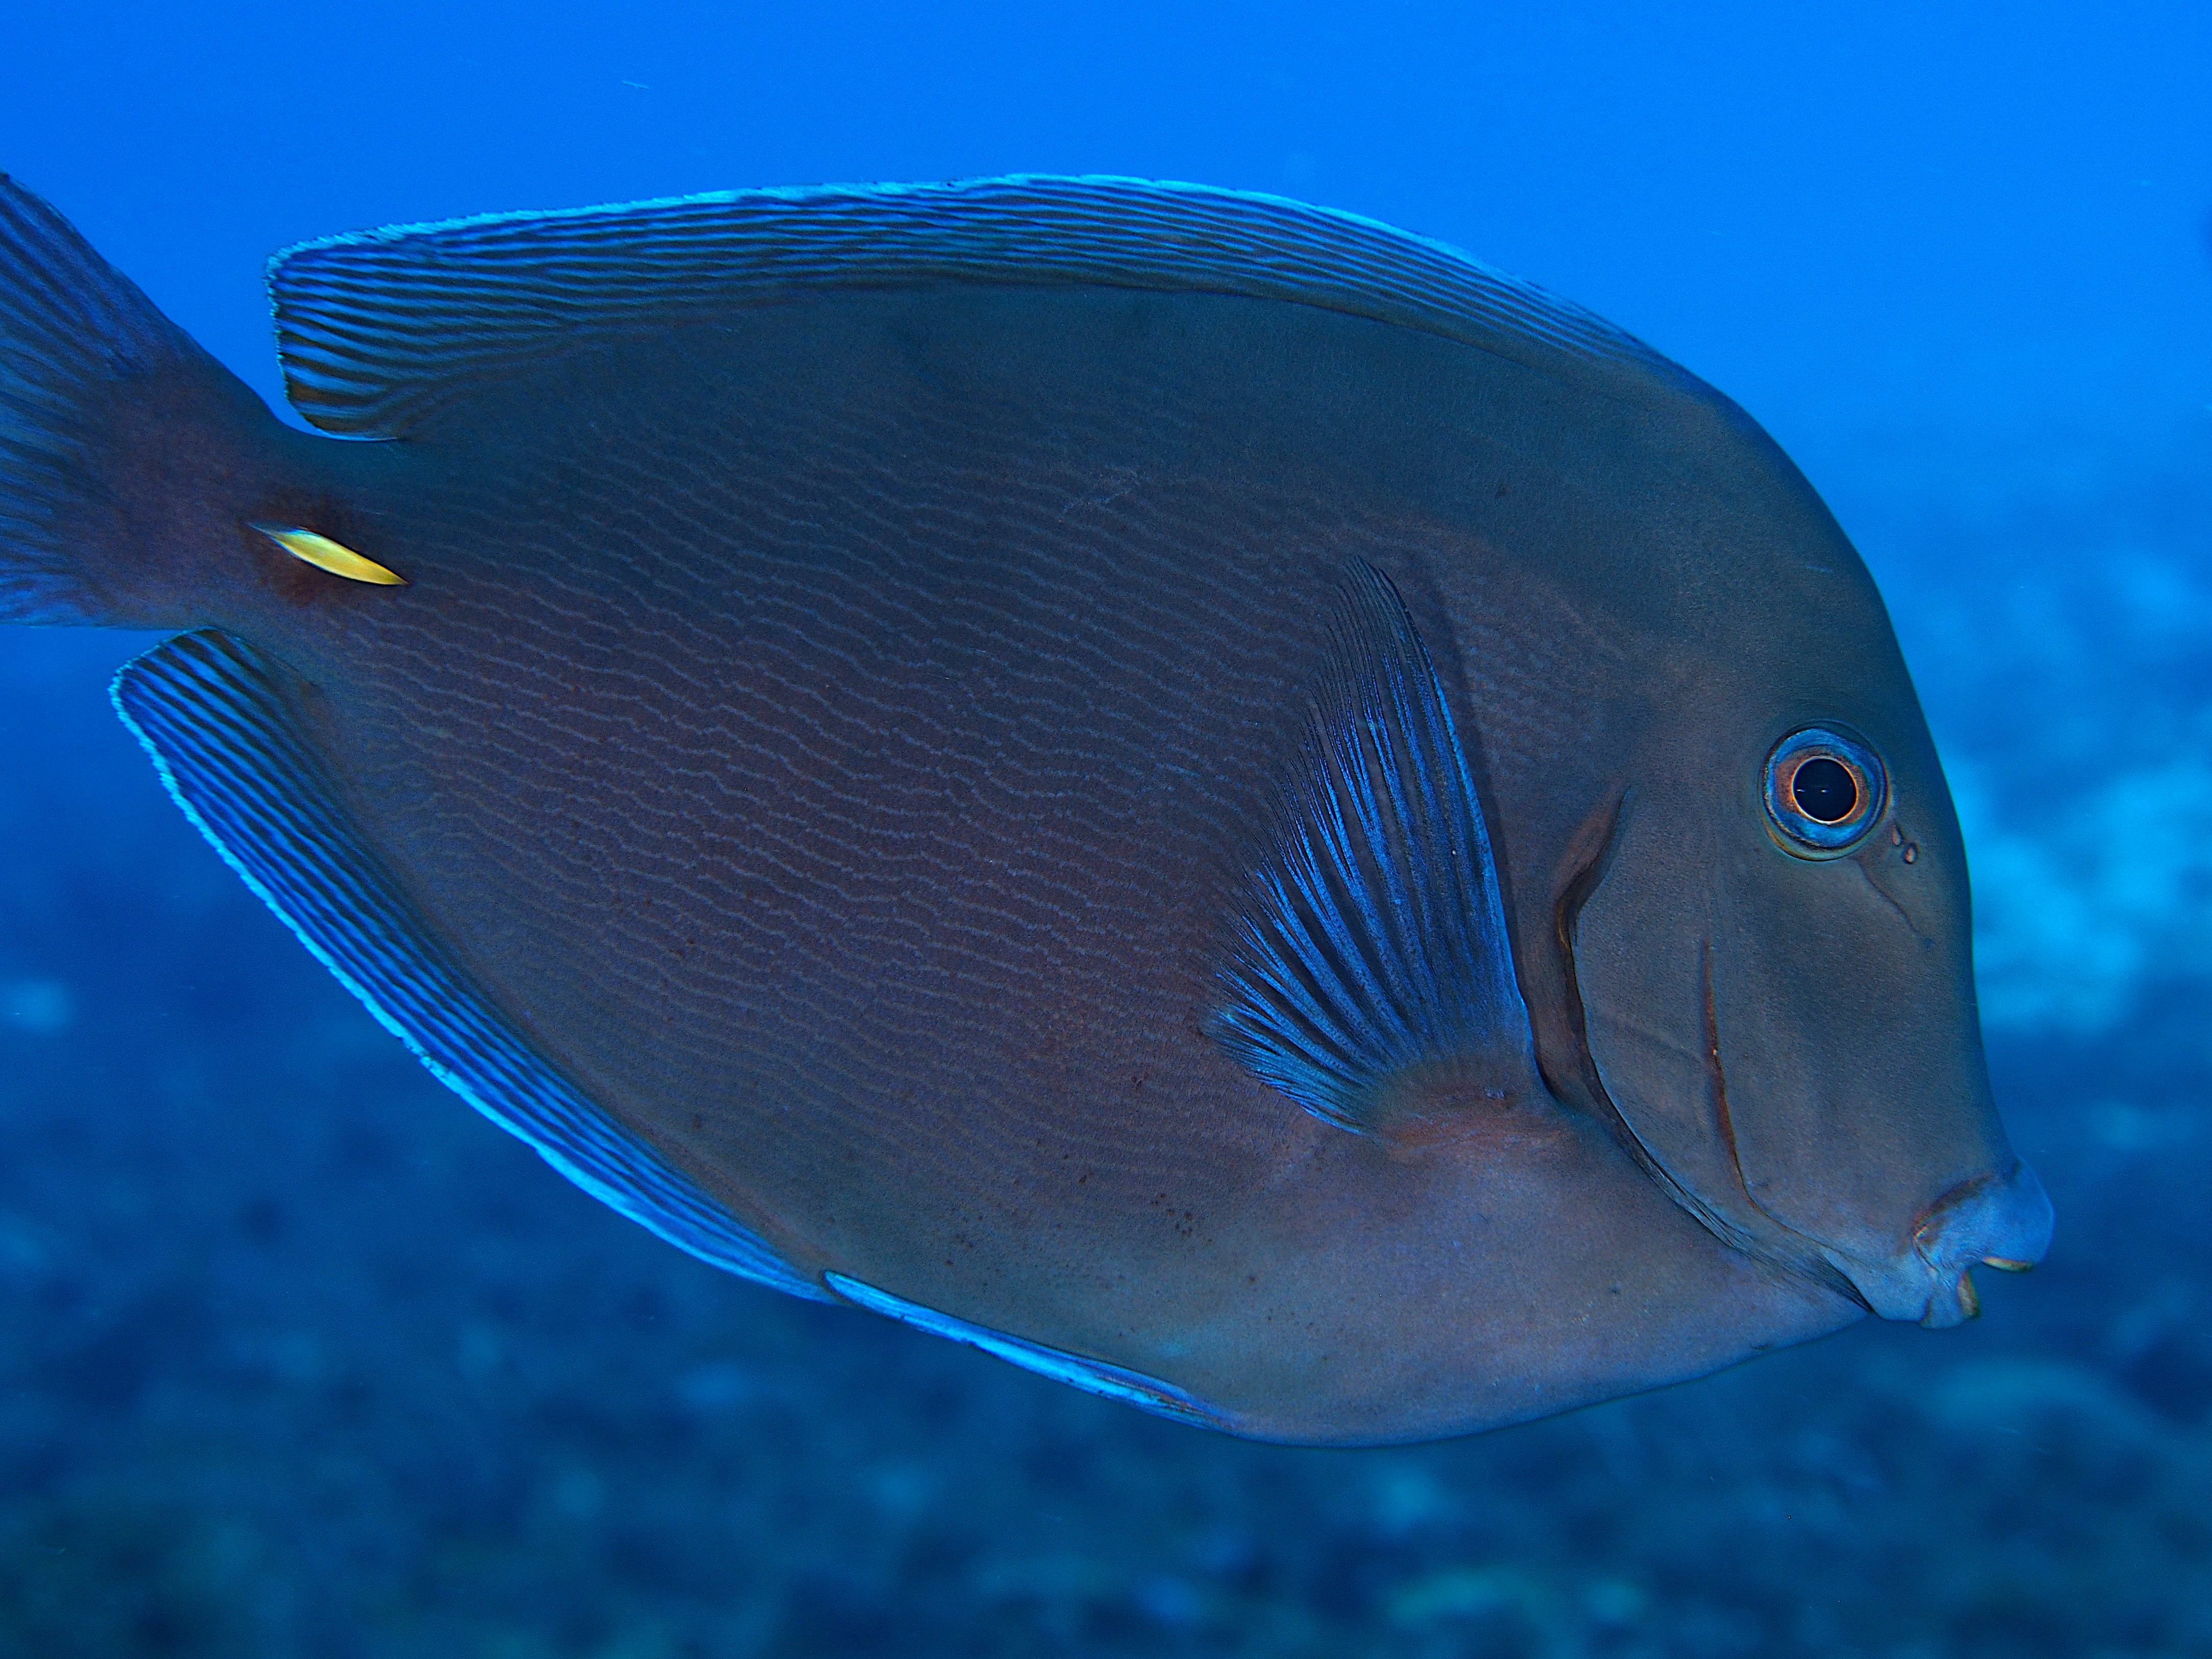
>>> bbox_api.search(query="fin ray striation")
[267,175,1699,438]
[0,174,199,623]
[1211,562,1533,1132]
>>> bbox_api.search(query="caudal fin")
[0,174,204,625]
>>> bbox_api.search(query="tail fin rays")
[0,173,201,624]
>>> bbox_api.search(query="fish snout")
[1820,1161,2054,1328]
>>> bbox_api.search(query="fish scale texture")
[268,289,1524,1359]
[110,629,826,1302]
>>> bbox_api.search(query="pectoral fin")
[1209,561,1538,1133]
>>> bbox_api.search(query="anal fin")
[113,629,826,1302]
[826,1272,1226,1428]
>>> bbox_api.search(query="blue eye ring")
[1764,726,1888,857]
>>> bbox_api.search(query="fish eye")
[1763,727,1887,856]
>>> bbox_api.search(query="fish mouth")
[1818,1161,2055,1328]
[1697,978,2054,1328]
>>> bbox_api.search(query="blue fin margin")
[269,175,1698,438]
[825,1272,1226,1430]
[1210,562,1536,1132]
[112,629,829,1303]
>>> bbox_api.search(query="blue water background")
[2,4,2209,1652]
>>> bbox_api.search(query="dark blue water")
[2,5,2208,1652]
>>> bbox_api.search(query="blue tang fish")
[0,174,2051,1443]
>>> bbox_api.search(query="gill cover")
[1569,715,2052,1324]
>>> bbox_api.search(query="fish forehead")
[241,282,1813,1367]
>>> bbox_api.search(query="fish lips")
[1820,1160,2054,1328]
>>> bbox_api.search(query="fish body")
[0,176,2050,1444]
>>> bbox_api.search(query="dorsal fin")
[1209,561,1536,1133]
[268,175,1700,438]
[112,630,826,1303]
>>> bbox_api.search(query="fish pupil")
[1791,756,1859,823]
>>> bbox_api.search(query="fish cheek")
[1567,792,1781,1256]
[1706,837,2011,1264]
